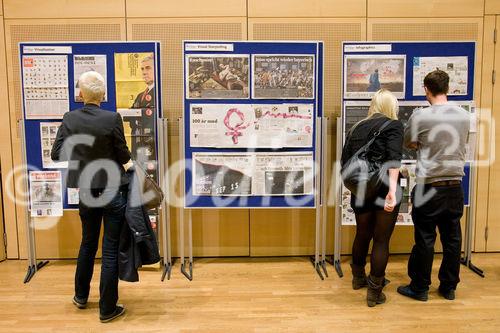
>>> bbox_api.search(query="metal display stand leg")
[179,117,193,281]
[312,203,324,280]
[20,122,49,283]
[327,117,344,277]
[320,117,329,278]
[460,163,484,277]
[159,118,173,281]
[310,117,325,280]
[180,209,193,281]
[24,259,49,284]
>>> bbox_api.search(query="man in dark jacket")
[51,71,131,323]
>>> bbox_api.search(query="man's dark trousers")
[75,187,127,316]
[408,184,464,292]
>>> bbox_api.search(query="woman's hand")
[384,190,397,212]
[123,159,133,171]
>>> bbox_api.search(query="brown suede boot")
[350,264,368,290]
[367,275,386,307]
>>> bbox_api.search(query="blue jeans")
[75,187,127,315]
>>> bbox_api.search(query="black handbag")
[133,163,165,209]
[341,119,393,201]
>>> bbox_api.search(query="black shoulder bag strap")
[348,119,393,160]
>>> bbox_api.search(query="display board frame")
[332,41,478,277]
[182,41,324,209]
[18,41,172,282]
[20,41,163,210]
[179,40,328,280]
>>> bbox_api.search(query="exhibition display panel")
[19,41,173,282]
[180,40,328,279]
[333,41,481,277]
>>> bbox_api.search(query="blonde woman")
[340,89,403,307]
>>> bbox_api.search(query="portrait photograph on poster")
[186,54,249,99]
[114,52,157,178]
[344,54,406,99]
[190,103,313,148]
[252,54,315,99]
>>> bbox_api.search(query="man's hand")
[384,190,397,212]
[407,142,419,150]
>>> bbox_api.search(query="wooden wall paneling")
[0,188,5,260]
[248,0,366,18]
[3,0,125,19]
[0,15,18,259]
[249,18,365,255]
[126,0,246,18]
[127,18,249,257]
[486,0,500,15]
[4,18,126,258]
[475,15,496,252]
[366,17,484,253]
[485,15,500,251]
[367,0,484,18]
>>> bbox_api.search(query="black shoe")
[397,285,428,301]
[72,296,87,309]
[100,305,125,323]
[438,287,456,300]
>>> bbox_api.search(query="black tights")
[352,209,397,277]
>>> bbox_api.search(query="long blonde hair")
[367,89,398,120]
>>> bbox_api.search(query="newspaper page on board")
[29,171,63,217]
[73,54,108,102]
[186,54,249,99]
[22,55,69,119]
[193,152,314,196]
[190,103,313,148]
[253,55,315,99]
[413,56,468,96]
[40,122,68,168]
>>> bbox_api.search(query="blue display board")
[341,41,475,211]
[342,41,475,101]
[183,41,323,208]
[463,163,471,206]
[20,41,162,210]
